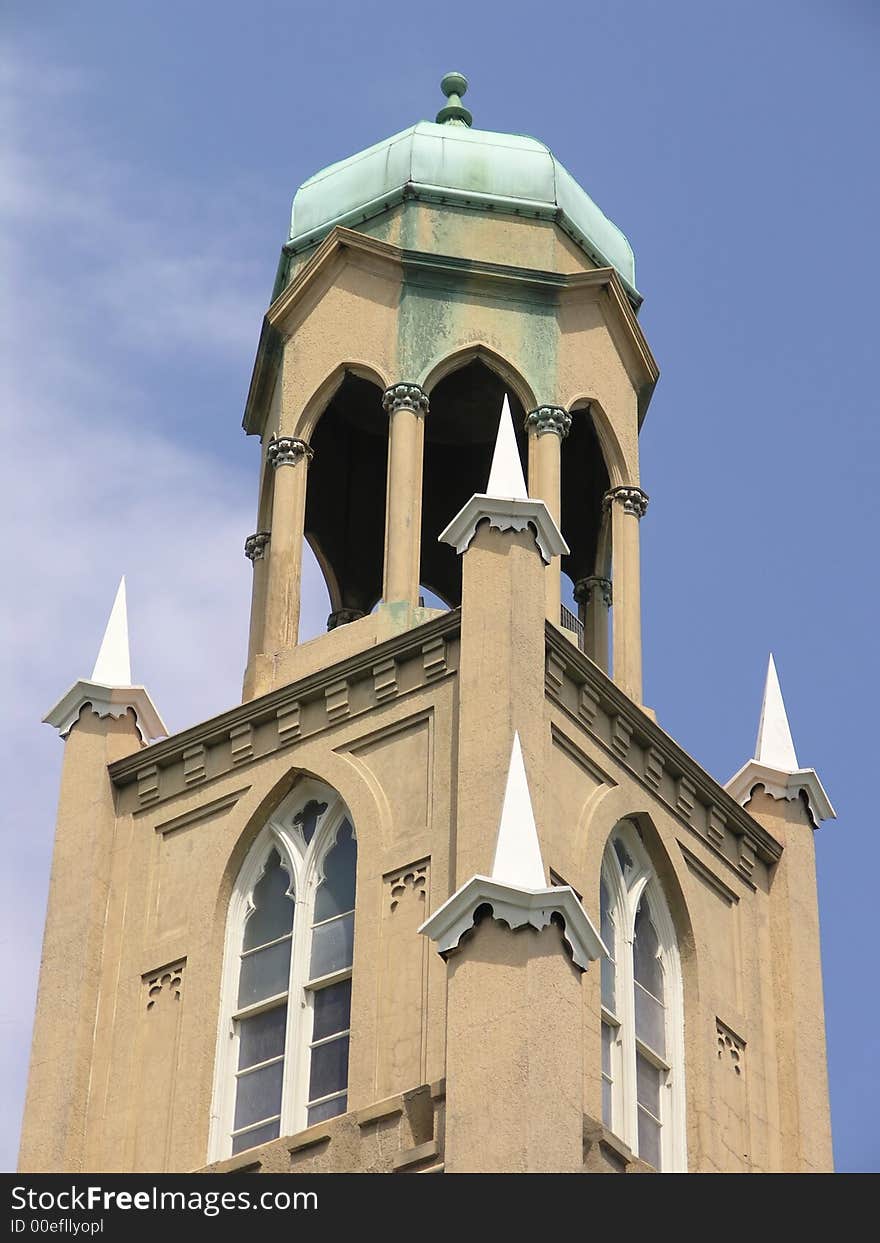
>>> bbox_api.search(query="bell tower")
[21,75,835,1175]
[240,70,656,706]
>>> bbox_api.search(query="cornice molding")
[438,495,569,566]
[544,624,783,868]
[725,760,835,829]
[43,680,167,745]
[419,876,606,972]
[243,226,659,436]
[109,610,461,789]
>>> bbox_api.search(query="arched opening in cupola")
[561,402,612,666]
[305,372,388,627]
[421,359,528,608]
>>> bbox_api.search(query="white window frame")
[208,779,356,1162]
[600,820,686,1172]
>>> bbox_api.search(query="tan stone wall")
[20,208,830,1174]
[18,708,143,1172]
[20,618,832,1173]
[71,670,456,1172]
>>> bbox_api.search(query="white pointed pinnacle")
[42,575,167,742]
[437,394,569,563]
[754,653,798,772]
[91,576,132,687]
[491,731,547,889]
[724,651,835,826]
[486,394,528,500]
[418,727,605,970]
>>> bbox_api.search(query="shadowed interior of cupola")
[421,360,528,607]
[559,404,611,664]
[562,405,610,588]
[305,373,388,624]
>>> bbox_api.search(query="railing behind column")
[560,604,584,651]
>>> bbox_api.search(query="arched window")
[210,781,357,1160]
[599,821,686,1171]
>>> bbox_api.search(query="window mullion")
[282,891,310,1134]
[620,929,639,1156]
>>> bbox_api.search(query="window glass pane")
[634,982,666,1058]
[308,1035,350,1103]
[231,1118,280,1155]
[238,938,291,1008]
[293,798,328,847]
[243,849,294,952]
[637,1052,662,1118]
[600,879,614,953]
[638,1109,662,1170]
[238,1004,287,1071]
[312,979,352,1043]
[307,1095,346,1127]
[314,821,357,923]
[601,959,616,1013]
[633,898,664,1002]
[309,912,354,979]
[601,1022,613,1078]
[602,1078,612,1129]
[234,1059,284,1131]
[613,838,633,876]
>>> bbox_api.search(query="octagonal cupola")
[245,73,657,710]
[276,74,639,306]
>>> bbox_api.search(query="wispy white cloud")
[0,43,328,1169]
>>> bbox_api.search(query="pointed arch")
[417,350,532,607]
[296,361,390,442]
[208,778,359,1160]
[599,818,687,1172]
[566,396,630,488]
[420,343,538,414]
[288,365,389,622]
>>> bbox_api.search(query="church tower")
[20,75,835,1174]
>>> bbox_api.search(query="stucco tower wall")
[746,789,834,1172]
[453,521,548,886]
[19,708,143,1172]
[444,917,584,1173]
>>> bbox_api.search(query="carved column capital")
[267,437,313,469]
[244,531,270,562]
[382,382,429,417]
[327,608,366,631]
[573,575,612,608]
[603,485,649,518]
[524,405,572,438]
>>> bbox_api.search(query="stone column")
[244,531,270,668]
[382,383,428,607]
[525,406,571,625]
[262,437,312,655]
[574,574,612,672]
[604,485,648,702]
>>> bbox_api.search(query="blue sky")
[2,1,877,1172]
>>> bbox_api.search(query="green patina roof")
[286,76,639,304]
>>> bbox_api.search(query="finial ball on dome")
[436,71,473,127]
[441,71,468,98]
